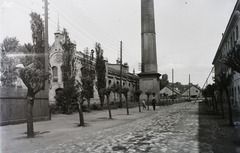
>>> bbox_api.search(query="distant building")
[159,86,181,98]
[212,0,240,106]
[49,29,139,105]
[181,85,201,98]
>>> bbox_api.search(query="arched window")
[52,66,58,82]
[108,80,112,86]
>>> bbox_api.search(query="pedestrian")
[142,99,146,109]
[152,97,156,111]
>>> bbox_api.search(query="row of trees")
[0,12,151,138]
[202,44,240,126]
[1,11,167,138]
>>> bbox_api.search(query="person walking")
[152,97,156,111]
[142,99,146,109]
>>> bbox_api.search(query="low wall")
[0,87,50,126]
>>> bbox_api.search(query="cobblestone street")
[2,102,239,153]
[31,102,202,153]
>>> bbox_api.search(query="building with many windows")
[49,29,139,105]
[212,0,240,107]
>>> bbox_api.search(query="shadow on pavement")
[198,102,240,153]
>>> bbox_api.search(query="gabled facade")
[159,86,181,97]
[181,85,201,98]
[49,29,139,105]
[48,30,94,104]
[212,0,240,106]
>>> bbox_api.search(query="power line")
[68,0,120,43]
[157,43,218,55]
[50,0,120,54]
[66,0,120,48]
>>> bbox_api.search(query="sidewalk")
[198,102,240,153]
[0,106,158,153]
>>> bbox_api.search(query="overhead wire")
[68,0,120,43]
[12,0,134,64]
[157,43,218,55]
[49,3,98,49]
[50,0,120,55]
[16,0,120,59]
[7,1,59,44]
[57,0,120,51]
[65,0,120,49]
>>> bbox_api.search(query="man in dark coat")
[152,97,156,111]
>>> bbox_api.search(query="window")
[52,66,58,82]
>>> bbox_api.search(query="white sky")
[0,0,238,87]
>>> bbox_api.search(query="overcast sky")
[0,0,238,87]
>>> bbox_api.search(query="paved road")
[29,102,207,153]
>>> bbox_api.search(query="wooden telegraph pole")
[172,69,174,103]
[44,0,49,118]
[119,41,123,108]
[189,74,191,100]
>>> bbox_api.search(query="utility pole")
[44,0,49,90]
[189,74,191,100]
[172,69,174,103]
[44,0,49,119]
[119,41,123,108]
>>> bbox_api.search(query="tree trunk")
[78,102,84,126]
[213,95,219,114]
[138,98,141,112]
[114,92,116,102]
[26,90,34,138]
[87,98,90,112]
[211,97,215,111]
[126,96,129,115]
[119,93,123,108]
[100,94,104,109]
[159,96,161,108]
[220,93,225,119]
[147,96,149,110]
[225,89,234,126]
[204,97,208,105]
[107,96,112,119]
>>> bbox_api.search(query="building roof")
[212,1,240,64]
[160,86,181,95]
[181,85,201,96]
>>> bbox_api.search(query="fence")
[0,87,49,126]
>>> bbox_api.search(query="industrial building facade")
[49,29,139,105]
[212,0,240,107]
